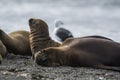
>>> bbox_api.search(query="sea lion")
[0,29,31,56]
[35,37,120,72]
[29,18,61,59]
[0,40,7,64]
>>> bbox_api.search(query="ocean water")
[0,0,120,41]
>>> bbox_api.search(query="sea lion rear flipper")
[93,64,120,72]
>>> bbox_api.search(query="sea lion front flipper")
[93,64,120,72]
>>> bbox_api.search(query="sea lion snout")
[36,51,48,61]
[35,51,52,66]
[35,48,62,67]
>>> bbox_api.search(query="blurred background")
[0,0,120,41]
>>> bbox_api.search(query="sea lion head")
[29,18,49,37]
[35,48,61,67]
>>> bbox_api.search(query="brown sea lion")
[35,37,120,72]
[0,29,31,56]
[29,18,61,59]
[0,40,7,64]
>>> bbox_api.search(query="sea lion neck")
[52,47,69,66]
[44,47,65,66]
[29,26,51,54]
[58,45,69,51]
[30,27,49,38]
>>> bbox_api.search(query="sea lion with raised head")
[0,29,31,56]
[35,37,120,72]
[29,18,61,59]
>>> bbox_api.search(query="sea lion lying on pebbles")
[0,29,31,56]
[29,18,61,59]
[35,37,120,72]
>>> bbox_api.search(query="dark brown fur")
[35,37,120,72]
[0,29,31,56]
[29,18,61,59]
[0,40,7,58]
[0,40,7,63]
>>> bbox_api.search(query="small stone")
[99,77,104,80]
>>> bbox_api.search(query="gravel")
[0,54,120,80]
